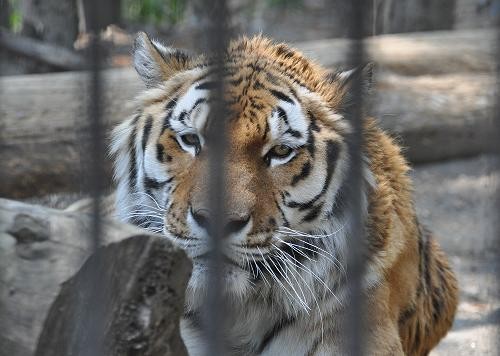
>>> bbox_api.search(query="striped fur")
[110,33,458,355]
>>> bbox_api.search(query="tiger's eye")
[270,145,293,158]
[181,134,200,147]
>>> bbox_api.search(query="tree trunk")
[21,0,78,49]
[78,0,122,33]
[0,0,10,29]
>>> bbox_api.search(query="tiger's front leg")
[307,318,404,356]
[259,314,404,356]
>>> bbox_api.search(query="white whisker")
[271,250,310,313]
[273,247,325,344]
[272,243,342,306]
[257,247,298,313]
[129,191,166,211]
[268,252,310,313]
[275,236,346,277]
[277,223,346,239]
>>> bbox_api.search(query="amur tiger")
[110,32,458,355]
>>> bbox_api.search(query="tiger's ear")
[326,63,374,109]
[133,32,193,88]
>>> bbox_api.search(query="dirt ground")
[412,154,500,355]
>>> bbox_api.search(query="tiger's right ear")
[133,32,193,88]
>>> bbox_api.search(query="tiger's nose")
[191,208,250,236]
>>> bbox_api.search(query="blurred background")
[0,1,499,356]
[0,0,499,74]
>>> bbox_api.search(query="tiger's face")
[112,33,372,307]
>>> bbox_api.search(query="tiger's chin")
[184,260,255,311]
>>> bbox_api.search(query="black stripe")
[416,221,425,296]
[286,129,302,138]
[276,107,289,124]
[275,44,296,59]
[302,202,323,222]
[308,111,321,132]
[432,287,444,322]
[422,229,432,292]
[141,115,153,152]
[257,316,296,353]
[251,101,265,110]
[144,176,170,192]
[128,117,140,192]
[253,80,264,90]
[196,81,217,90]
[162,111,173,133]
[165,97,177,110]
[192,97,206,110]
[291,161,311,186]
[286,140,340,211]
[161,98,178,134]
[398,303,417,326]
[178,111,187,124]
[156,143,165,162]
[306,125,316,157]
[275,199,289,227]
[270,89,294,104]
[230,76,243,86]
[263,119,270,140]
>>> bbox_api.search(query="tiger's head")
[111,33,373,309]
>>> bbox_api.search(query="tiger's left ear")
[133,32,193,88]
[326,63,374,109]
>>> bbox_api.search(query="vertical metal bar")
[199,1,231,355]
[72,0,106,354]
[0,30,3,193]
[344,1,368,355]
[495,10,500,349]
[87,0,104,255]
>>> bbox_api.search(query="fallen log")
[372,72,497,163]
[0,198,191,356]
[296,29,496,76]
[0,29,496,198]
[0,68,142,198]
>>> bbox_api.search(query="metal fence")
[1,0,499,355]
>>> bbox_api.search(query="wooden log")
[0,30,496,198]
[0,68,142,198]
[295,29,496,75]
[0,29,86,70]
[0,198,191,356]
[371,72,497,163]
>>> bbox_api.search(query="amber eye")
[265,145,295,166]
[179,133,201,154]
[269,145,293,158]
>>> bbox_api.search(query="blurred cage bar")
[73,0,107,355]
[201,1,230,355]
[496,8,500,348]
[343,1,368,355]
[0,1,499,356]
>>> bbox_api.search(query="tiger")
[110,32,458,355]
